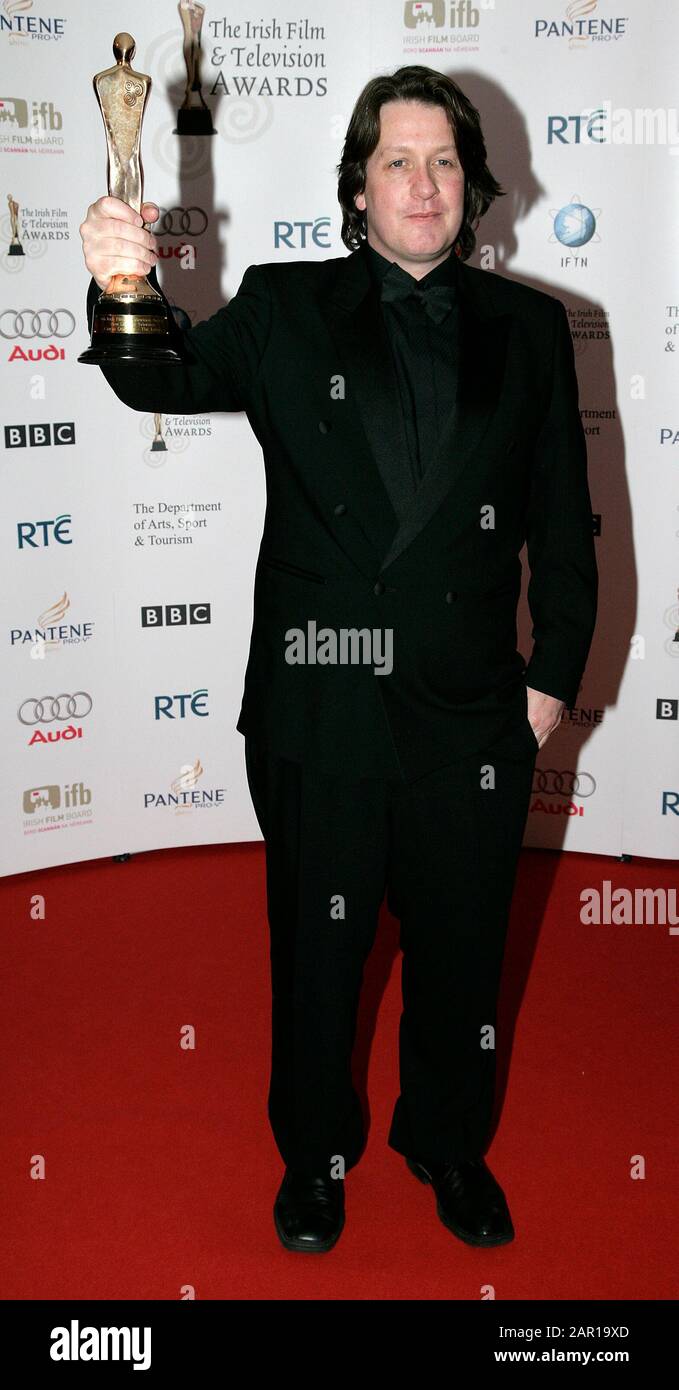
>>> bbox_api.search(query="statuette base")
[173,106,216,135]
[78,283,183,364]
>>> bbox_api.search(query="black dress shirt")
[365,241,460,492]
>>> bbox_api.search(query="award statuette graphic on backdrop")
[7,195,25,256]
[151,412,167,451]
[174,0,216,135]
[79,32,182,365]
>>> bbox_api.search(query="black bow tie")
[380,265,456,325]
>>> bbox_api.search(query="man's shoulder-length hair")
[336,64,504,261]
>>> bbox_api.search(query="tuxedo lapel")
[319,242,512,574]
[380,277,511,570]
[319,251,413,566]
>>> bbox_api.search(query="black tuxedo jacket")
[87,241,598,782]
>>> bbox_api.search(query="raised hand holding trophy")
[79,32,182,365]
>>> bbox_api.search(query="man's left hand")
[526,687,565,748]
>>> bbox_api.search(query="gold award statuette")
[79,32,182,365]
[174,1,216,135]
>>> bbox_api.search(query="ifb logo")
[17,515,72,548]
[404,0,446,26]
[0,98,62,130]
[154,689,209,719]
[273,218,331,249]
[404,1,480,26]
[23,782,91,815]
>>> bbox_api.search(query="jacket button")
[374,580,385,596]
[318,420,330,434]
[334,502,347,516]
[445,590,457,603]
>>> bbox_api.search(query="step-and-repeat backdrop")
[2,0,677,875]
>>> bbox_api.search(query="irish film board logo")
[0,95,64,154]
[23,780,93,832]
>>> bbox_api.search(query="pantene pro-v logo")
[50,1320,151,1370]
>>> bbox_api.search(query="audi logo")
[18,693,93,725]
[0,310,76,340]
[157,206,208,237]
[532,769,596,798]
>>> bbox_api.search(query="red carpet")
[2,842,677,1300]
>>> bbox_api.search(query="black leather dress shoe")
[273,1168,345,1253]
[406,1155,515,1247]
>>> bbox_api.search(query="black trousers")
[244,713,538,1177]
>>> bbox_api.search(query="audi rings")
[157,207,208,237]
[531,768,596,797]
[18,693,93,725]
[0,310,76,339]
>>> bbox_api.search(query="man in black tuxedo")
[80,65,597,1254]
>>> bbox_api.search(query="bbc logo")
[656,699,678,721]
[141,604,211,627]
[4,423,75,448]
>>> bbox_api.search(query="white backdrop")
[2,0,678,877]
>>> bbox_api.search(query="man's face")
[354,99,465,280]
